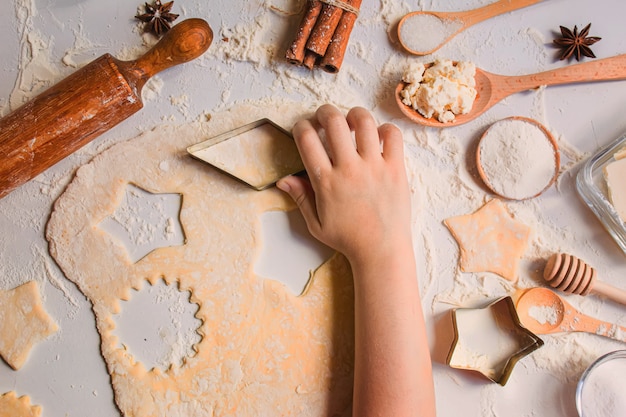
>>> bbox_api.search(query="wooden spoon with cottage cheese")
[396,53,626,128]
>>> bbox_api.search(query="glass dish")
[576,350,626,417]
[576,133,626,255]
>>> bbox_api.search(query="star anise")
[135,0,179,37]
[553,23,601,61]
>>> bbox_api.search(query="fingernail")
[276,180,290,192]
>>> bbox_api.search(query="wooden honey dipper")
[543,253,626,306]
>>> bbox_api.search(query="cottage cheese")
[400,59,477,123]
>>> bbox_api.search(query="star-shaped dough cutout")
[99,184,185,263]
[0,392,42,417]
[444,199,531,281]
[0,281,58,370]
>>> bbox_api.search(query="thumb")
[276,176,321,236]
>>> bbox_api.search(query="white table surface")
[1,0,626,415]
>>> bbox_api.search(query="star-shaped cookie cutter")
[447,296,544,385]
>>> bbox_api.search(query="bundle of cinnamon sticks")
[286,0,363,73]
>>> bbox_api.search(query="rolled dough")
[0,391,42,417]
[46,101,356,416]
[444,199,531,282]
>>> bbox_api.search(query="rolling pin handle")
[119,18,213,91]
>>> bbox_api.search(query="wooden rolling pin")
[0,18,213,199]
[543,252,626,306]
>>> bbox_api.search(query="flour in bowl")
[477,117,559,200]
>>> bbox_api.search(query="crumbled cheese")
[400,59,477,123]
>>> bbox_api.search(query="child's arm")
[277,104,436,417]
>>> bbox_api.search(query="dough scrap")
[444,199,531,281]
[0,281,58,370]
[0,391,42,417]
[46,101,356,416]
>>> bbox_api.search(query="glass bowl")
[576,350,626,417]
[576,133,626,255]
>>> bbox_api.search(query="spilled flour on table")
[2,0,626,416]
[11,0,64,109]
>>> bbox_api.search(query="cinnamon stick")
[285,0,362,72]
[285,0,323,65]
[320,0,362,73]
[303,51,319,69]
[305,2,344,57]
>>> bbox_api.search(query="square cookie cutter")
[187,119,305,190]
[446,296,544,386]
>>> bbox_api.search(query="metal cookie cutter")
[187,119,305,190]
[447,296,544,386]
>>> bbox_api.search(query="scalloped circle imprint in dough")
[113,278,203,372]
[46,101,356,416]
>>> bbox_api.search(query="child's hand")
[277,104,412,265]
[279,104,436,417]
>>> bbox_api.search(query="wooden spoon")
[395,54,626,128]
[397,0,542,56]
[515,287,626,343]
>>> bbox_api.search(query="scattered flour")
[9,29,63,109]
[530,335,611,384]
[61,23,99,68]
